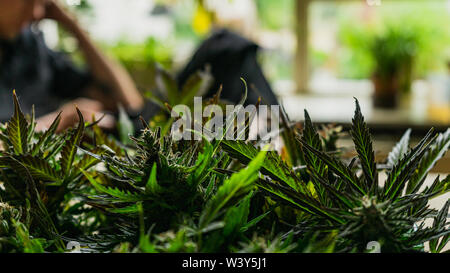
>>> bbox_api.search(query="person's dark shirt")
[0,26,92,122]
[177,29,279,106]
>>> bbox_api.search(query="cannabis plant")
[0,92,115,251]
[75,111,276,252]
[222,99,449,252]
[0,88,448,253]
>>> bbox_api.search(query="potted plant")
[370,28,417,108]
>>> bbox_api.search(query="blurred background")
[41,0,450,171]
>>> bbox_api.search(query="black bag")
[176,29,279,106]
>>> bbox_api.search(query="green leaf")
[299,138,365,196]
[69,147,106,180]
[434,199,449,231]
[199,150,266,228]
[12,219,45,253]
[256,177,344,223]
[117,104,134,145]
[188,136,214,186]
[8,158,64,249]
[31,112,61,156]
[435,233,450,253]
[179,71,211,106]
[240,206,275,233]
[81,168,146,202]
[303,231,337,253]
[156,67,178,106]
[383,128,436,200]
[301,110,329,203]
[4,155,62,183]
[407,129,450,195]
[350,98,377,191]
[143,90,168,113]
[387,129,411,167]
[221,140,304,192]
[223,193,252,237]
[60,108,85,178]
[7,90,29,155]
[307,169,356,210]
[279,105,302,166]
[302,110,327,178]
[145,162,162,194]
[107,204,140,214]
[425,175,450,198]
[92,123,124,156]
[27,105,36,143]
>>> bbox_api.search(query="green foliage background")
[336,2,450,79]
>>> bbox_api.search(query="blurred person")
[0,0,145,132]
[0,0,278,135]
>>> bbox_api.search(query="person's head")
[0,0,48,40]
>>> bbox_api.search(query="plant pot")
[372,74,400,109]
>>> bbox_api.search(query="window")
[299,0,450,96]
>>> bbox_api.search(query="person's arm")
[45,1,144,112]
[35,97,116,133]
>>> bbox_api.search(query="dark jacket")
[0,27,91,122]
[177,29,279,106]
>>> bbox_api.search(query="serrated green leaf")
[221,140,304,192]
[69,147,106,180]
[308,169,356,210]
[425,175,450,198]
[351,98,377,191]
[256,177,344,223]
[387,129,411,167]
[384,128,436,199]
[7,91,29,155]
[280,104,303,167]
[199,150,266,228]
[302,110,327,178]
[81,168,146,202]
[407,129,450,195]
[60,108,85,177]
[31,112,61,156]
[6,155,62,183]
[299,138,365,196]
